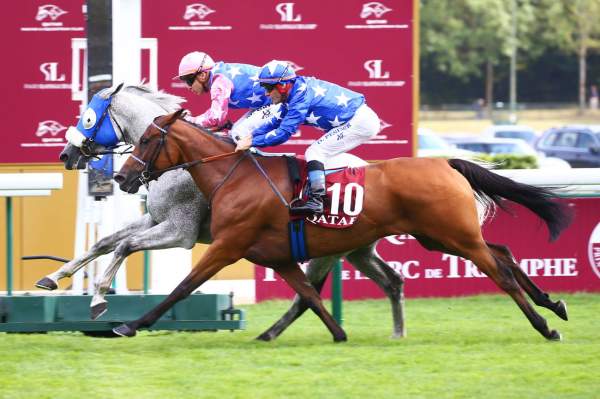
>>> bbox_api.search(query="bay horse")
[114,110,572,341]
[42,84,405,339]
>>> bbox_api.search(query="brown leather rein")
[132,121,290,209]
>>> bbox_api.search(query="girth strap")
[207,151,249,209]
[248,153,290,209]
[288,219,309,262]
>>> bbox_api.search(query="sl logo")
[364,60,390,79]
[40,62,65,82]
[276,3,301,22]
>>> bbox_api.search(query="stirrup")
[290,197,324,217]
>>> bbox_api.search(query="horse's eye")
[140,137,149,145]
[82,108,97,129]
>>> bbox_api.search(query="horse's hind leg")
[460,243,561,341]
[90,218,198,320]
[275,262,347,342]
[345,243,406,338]
[486,242,568,321]
[36,213,155,290]
[256,256,335,342]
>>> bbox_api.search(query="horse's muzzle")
[60,145,89,170]
[114,173,141,194]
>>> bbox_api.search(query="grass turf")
[1,293,599,399]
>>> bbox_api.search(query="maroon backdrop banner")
[1,1,84,163]
[2,1,413,163]
[255,198,600,300]
[142,0,415,159]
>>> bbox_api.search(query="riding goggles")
[260,82,278,92]
[181,73,198,87]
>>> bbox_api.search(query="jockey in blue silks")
[234,60,380,217]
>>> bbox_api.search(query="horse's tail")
[447,158,572,241]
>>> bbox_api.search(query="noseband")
[131,121,170,188]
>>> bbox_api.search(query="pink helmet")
[174,51,215,79]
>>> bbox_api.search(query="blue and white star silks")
[211,62,271,110]
[251,76,365,147]
[305,112,321,125]
[227,65,242,79]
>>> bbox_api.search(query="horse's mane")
[99,83,186,113]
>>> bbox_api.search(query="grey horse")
[39,84,406,339]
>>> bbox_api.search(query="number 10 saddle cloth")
[289,157,366,230]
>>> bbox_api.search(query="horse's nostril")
[59,153,69,162]
[114,174,125,184]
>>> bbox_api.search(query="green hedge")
[475,154,538,169]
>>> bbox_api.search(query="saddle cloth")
[291,158,366,229]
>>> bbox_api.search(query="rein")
[248,153,290,209]
[133,121,242,188]
[135,119,290,210]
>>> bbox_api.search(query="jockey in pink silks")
[174,51,273,134]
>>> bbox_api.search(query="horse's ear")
[173,109,185,120]
[110,83,125,97]
[162,109,186,125]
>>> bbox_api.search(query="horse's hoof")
[90,302,108,321]
[113,323,137,338]
[554,300,568,321]
[548,329,563,341]
[334,334,348,343]
[255,332,275,342]
[35,277,57,291]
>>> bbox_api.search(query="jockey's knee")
[357,104,380,138]
[305,146,327,163]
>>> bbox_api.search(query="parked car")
[417,130,475,158]
[535,125,600,168]
[445,136,571,169]
[483,125,540,146]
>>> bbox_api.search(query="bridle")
[80,107,133,158]
[130,116,291,210]
[79,84,133,158]
[131,118,242,190]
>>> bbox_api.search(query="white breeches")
[229,103,380,163]
[305,104,380,162]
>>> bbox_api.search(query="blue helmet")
[258,60,296,84]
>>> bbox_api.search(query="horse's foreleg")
[486,242,568,321]
[36,214,155,290]
[112,242,238,337]
[89,219,198,320]
[345,243,406,338]
[256,256,336,341]
[275,263,347,342]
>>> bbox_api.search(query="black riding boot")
[290,160,326,217]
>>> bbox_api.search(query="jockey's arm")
[252,88,312,147]
[186,74,233,128]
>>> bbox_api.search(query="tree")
[420,0,536,110]
[539,0,600,112]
